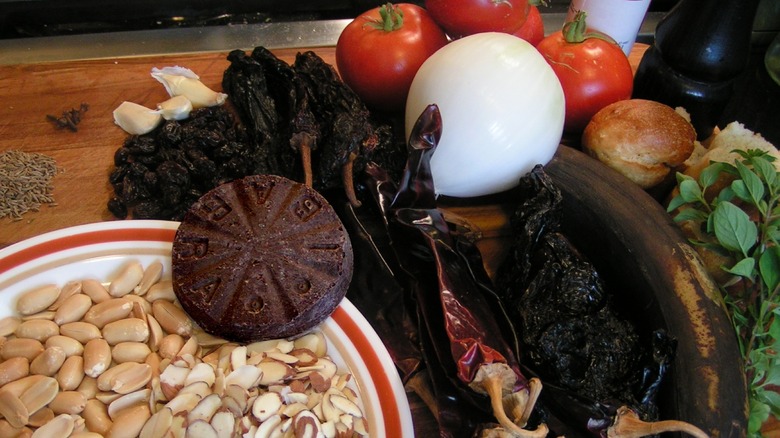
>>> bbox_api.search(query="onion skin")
[405,32,565,198]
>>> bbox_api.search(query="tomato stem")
[562,11,618,45]
[369,3,404,32]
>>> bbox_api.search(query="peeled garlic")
[151,66,227,109]
[113,101,163,135]
[157,95,193,121]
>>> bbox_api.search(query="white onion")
[405,32,565,198]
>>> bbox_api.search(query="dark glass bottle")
[632,0,761,139]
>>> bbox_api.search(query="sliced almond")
[186,419,219,438]
[256,360,294,386]
[251,391,282,422]
[209,410,235,438]
[187,392,221,423]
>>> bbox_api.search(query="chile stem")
[607,406,709,438]
[482,374,548,438]
[342,154,362,207]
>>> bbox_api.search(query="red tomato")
[513,5,544,46]
[536,12,633,133]
[336,3,448,112]
[425,0,530,38]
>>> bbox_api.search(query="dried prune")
[108,105,252,220]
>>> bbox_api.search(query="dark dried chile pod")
[369,104,548,437]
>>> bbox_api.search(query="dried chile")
[368,104,548,437]
[221,49,286,176]
[494,166,707,438]
[292,51,402,206]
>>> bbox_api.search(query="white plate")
[0,219,414,437]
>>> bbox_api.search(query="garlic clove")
[157,95,193,121]
[113,101,163,135]
[151,67,227,109]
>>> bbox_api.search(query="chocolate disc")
[171,174,353,342]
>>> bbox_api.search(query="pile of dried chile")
[108,48,404,220]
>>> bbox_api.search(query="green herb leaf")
[713,201,758,256]
[700,162,726,190]
[759,246,780,292]
[679,178,703,203]
[667,194,688,213]
[751,155,777,188]
[673,208,708,223]
[736,160,766,208]
[749,399,771,436]
[725,257,756,278]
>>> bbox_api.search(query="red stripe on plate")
[332,305,403,437]
[0,228,177,274]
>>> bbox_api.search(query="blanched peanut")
[29,347,66,377]
[53,294,92,325]
[56,356,84,391]
[83,339,111,378]
[0,357,30,386]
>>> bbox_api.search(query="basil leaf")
[751,155,777,187]
[679,178,702,203]
[713,201,758,255]
[700,162,725,190]
[673,208,708,223]
[731,180,751,203]
[760,246,780,292]
[725,257,755,278]
[736,160,766,207]
[667,194,687,213]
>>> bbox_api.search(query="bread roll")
[582,99,696,189]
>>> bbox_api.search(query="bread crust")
[582,99,696,189]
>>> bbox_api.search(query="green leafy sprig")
[668,149,780,436]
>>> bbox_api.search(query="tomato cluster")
[336,1,545,112]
